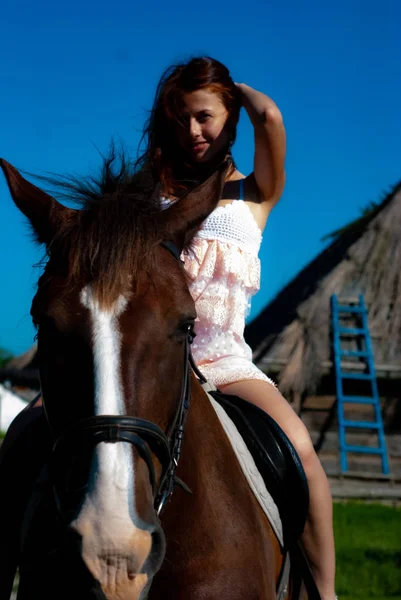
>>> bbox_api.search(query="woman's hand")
[235,83,286,206]
[235,83,282,126]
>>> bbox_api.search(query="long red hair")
[136,57,241,197]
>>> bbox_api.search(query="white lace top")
[195,200,262,255]
[161,186,274,388]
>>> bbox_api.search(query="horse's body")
[0,157,284,600]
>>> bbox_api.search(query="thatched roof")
[245,181,401,396]
[0,343,39,388]
[6,344,38,370]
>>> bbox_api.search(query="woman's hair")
[136,56,241,196]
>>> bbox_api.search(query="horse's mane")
[35,147,167,308]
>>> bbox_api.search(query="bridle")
[48,240,206,521]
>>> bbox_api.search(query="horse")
[0,156,287,600]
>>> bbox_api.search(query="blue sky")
[1,0,400,355]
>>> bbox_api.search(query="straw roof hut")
[5,344,38,371]
[245,181,401,410]
[0,343,39,393]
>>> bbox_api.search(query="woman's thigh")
[219,379,313,457]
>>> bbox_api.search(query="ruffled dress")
[182,199,275,387]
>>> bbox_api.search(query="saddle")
[208,388,322,599]
[208,388,309,549]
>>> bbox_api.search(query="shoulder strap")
[238,178,244,201]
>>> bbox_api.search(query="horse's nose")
[71,502,165,600]
[69,441,165,599]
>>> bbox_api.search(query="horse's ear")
[0,159,74,245]
[163,161,230,251]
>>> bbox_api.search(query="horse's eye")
[175,320,196,341]
[187,323,196,340]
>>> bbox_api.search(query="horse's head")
[1,158,227,600]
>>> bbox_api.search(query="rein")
[49,240,200,521]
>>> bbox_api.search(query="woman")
[139,56,336,600]
[0,56,336,600]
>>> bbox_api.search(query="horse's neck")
[177,382,256,505]
[185,383,238,476]
[157,381,281,594]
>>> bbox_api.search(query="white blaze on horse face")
[80,286,128,416]
[73,287,152,596]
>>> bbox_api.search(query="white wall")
[0,384,28,431]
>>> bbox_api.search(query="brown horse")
[0,157,286,600]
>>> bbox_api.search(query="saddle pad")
[208,394,284,547]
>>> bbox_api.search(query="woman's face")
[175,88,231,164]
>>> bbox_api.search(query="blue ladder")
[331,294,390,475]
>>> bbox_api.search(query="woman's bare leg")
[219,379,336,600]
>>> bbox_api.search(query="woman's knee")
[219,379,319,475]
[258,387,317,474]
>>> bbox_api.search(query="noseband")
[49,240,205,520]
